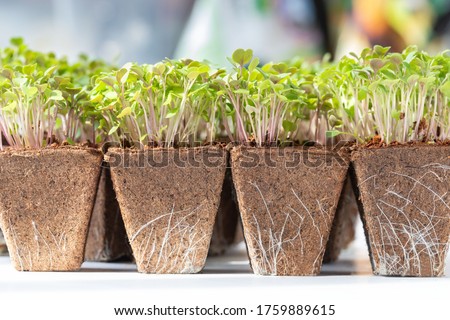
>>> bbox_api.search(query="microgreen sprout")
[217,49,306,147]
[0,38,113,149]
[324,46,450,144]
[91,59,223,147]
[2,39,449,150]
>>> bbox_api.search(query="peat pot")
[323,176,358,263]
[231,146,349,276]
[208,162,240,256]
[0,147,102,271]
[351,145,450,277]
[106,146,226,274]
[85,165,132,262]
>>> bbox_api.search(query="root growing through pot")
[244,182,331,275]
[360,165,450,276]
[130,203,210,273]
[9,218,71,271]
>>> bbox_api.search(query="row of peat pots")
[0,144,448,277]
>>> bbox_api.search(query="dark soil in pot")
[351,145,450,277]
[231,146,349,276]
[208,164,240,256]
[0,147,102,271]
[85,165,132,262]
[323,177,358,263]
[106,146,226,274]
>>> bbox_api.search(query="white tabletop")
[1,221,449,320]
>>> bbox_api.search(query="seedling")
[0,39,113,149]
[216,49,307,147]
[91,59,224,147]
[323,46,450,144]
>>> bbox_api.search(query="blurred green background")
[0,0,448,64]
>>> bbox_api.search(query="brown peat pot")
[351,145,450,277]
[85,165,132,262]
[231,146,349,276]
[0,147,102,271]
[323,177,358,263]
[208,164,240,256]
[106,146,226,274]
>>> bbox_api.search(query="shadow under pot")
[351,145,450,277]
[231,146,349,276]
[0,147,103,271]
[106,146,227,274]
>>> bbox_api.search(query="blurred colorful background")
[0,0,448,67]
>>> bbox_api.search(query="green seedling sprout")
[218,49,305,147]
[0,38,114,149]
[91,59,222,147]
[324,46,450,144]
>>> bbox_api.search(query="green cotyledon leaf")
[117,106,132,118]
[282,120,297,132]
[232,49,253,67]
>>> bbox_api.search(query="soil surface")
[107,146,226,274]
[231,146,349,275]
[0,147,102,271]
[354,138,450,149]
[85,165,132,261]
[351,145,450,276]
[323,176,358,263]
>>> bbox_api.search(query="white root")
[5,216,76,270]
[32,221,53,269]
[2,180,105,269]
[8,217,24,271]
[244,182,329,275]
[132,203,208,273]
[360,168,450,276]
